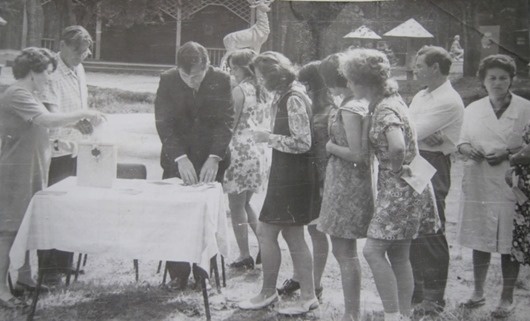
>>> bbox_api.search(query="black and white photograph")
[1,0,530,320]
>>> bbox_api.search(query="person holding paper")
[223,49,269,270]
[0,47,103,308]
[238,51,318,315]
[339,48,438,321]
[316,53,374,321]
[457,54,530,318]
[408,46,464,316]
[154,41,234,288]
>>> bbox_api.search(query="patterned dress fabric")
[511,123,530,265]
[223,80,270,194]
[317,98,374,239]
[367,94,439,240]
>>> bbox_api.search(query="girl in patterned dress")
[223,49,270,269]
[340,49,438,321]
[316,53,374,321]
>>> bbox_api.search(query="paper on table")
[401,155,437,194]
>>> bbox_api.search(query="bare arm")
[327,110,365,163]
[33,110,104,128]
[386,126,406,172]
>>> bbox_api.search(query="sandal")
[460,297,486,309]
[0,295,28,309]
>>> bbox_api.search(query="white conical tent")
[383,18,433,39]
[344,25,381,40]
[0,16,6,26]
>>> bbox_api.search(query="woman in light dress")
[223,49,269,269]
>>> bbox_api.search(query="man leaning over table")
[154,41,234,289]
[408,45,464,316]
[37,25,95,286]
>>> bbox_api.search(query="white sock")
[384,312,401,321]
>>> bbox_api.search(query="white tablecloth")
[9,177,229,276]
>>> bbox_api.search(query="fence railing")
[41,38,56,51]
[207,47,226,67]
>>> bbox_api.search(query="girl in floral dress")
[223,49,270,269]
[340,49,438,321]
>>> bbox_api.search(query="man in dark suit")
[154,41,234,287]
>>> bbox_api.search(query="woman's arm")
[267,95,311,153]
[326,110,365,163]
[33,110,104,129]
[385,126,406,172]
[510,143,530,166]
[231,86,245,131]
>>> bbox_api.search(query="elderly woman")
[457,54,529,318]
[340,49,438,321]
[276,60,332,300]
[316,53,374,321]
[223,48,270,269]
[238,51,318,315]
[0,47,103,308]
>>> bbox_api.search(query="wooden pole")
[21,0,28,49]
[175,7,182,64]
[95,4,102,60]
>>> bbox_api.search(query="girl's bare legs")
[331,236,361,321]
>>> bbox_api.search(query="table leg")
[156,260,162,274]
[83,254,88,267]
[74,253,82,281]
[27,267,45,321]
[221,256,226,287]
[162,261,168,285]
[210,256,220,293]
[133,259,139,282]
[7,272,13,294]
[199,271,211,321]
[65,268,71,286]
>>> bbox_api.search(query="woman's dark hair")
[13,47,58,80]
[227,48,257,79]
[477,54,516,82]
[298,61,333,114]
[319,53,348,89]
[252,51,296,92]
[177,41,209,74]
[340,48,397,97]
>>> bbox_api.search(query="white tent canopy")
[384,18,433,38]
[344,25,381,40]
[0,16,7,26]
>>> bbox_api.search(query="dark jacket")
[154,66,234,179]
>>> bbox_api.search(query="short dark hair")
[477,54,516,82]
[252,51,296,92]
[298,61,333,114]
[12,47,58,79]
[177,41,209,74]
[319,53,348,89]
[416,45,452,76]
[61,25,93,51]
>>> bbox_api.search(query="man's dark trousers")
[37,155,77,277]
[410,150,451,307]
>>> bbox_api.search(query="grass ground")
[1,70,530,320]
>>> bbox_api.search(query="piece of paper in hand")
[512,172,529,205]
[401,155,437,194]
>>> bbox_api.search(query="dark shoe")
[277,279,300,295]
[315,286,323,301]
[229,257,254,269]
[460,297,485,309]
[13,281,50,297]
[0,295,28,309]
[255,251,261,265]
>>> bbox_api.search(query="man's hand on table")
[177,157,198,185]
[199,157,220,183]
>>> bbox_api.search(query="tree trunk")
[26,0,44,47]
[462,0,481,77]
[53,0,77,47]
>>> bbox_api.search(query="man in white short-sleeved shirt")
[409,45,464,316]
